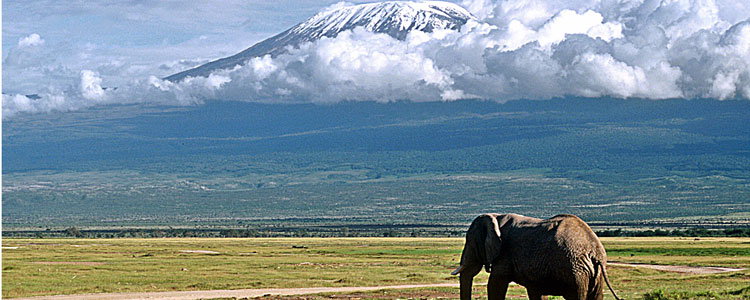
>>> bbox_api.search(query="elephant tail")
[597,261,622,300]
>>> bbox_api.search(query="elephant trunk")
[459,273,474,300]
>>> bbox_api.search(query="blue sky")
[2,1,351,54]
[2,1,387,82]
[2,0,749,118]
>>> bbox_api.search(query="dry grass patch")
[31,262,106,266]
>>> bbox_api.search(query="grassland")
[2,237,749,299]
[5,100,750,229]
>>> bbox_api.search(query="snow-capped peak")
[166,1,474,82]
[296,1,475,40]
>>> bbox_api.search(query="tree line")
[4,227,464,238]
[4,226,750,238]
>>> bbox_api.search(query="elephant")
[451,213,620,300]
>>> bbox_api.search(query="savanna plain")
[3,237,749,300]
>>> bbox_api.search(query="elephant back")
[549,214,608,263]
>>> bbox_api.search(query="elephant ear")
[483,214,503,271]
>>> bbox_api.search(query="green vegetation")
[608,247,750,257]
[642,287,750,300]
[5,226,750,239]
[3,237,749,299]
[4,100,750,298]
[602,237,750,268]
[4,166,750,231]
[4,99,750,229]
[1,238,465,298]
[598,228,750,238]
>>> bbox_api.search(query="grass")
[2,237,749,299]
[642,287,750,300]
[1,238,466,298]
[602,237,750,268]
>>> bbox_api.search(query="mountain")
[165,1,474,82]
[5,99,750,227]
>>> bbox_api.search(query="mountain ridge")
[165,1,474,82]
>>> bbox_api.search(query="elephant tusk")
[451,264,466,275]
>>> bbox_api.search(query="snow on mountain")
[165,1,474,82]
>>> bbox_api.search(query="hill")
[3,98,750,230]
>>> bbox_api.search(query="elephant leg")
[577,289,588,300]
[569,277,589,300]
[459,265,482,300]
[586,276,604,300]
[587,289,603,300]
[487,273,509,300]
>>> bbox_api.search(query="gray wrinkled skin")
[455,213,620,300]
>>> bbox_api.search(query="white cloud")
[18,33,44,47]
[250,55,278,80]
[80,70,106,100]
[2,93,65,118]
[305,29,453,99]
[710,70,740,99]
[3,0,750,118]
[568,53,683,98]
[535,10,622,50]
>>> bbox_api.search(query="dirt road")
[10,263,744,300]
[10,283,459,300]
[608,262,745,274]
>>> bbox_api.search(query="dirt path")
[10,263,744,300]
[10,283,459,300]
[608,262,745,274]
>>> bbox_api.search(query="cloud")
[535,9,622,50]
[18,33,44,47]
[79,70,105,100]
[3,70,109,118]
[2,93,66,118]
[3,0,750,118]
[567,53,683,98]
